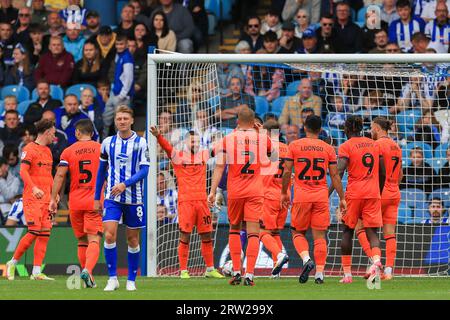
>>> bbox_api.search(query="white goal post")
[146,53,450,277]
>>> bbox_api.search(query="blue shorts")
[103,200,146,229]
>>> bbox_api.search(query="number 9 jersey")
[59,140,101,210]
[338,136,380,199]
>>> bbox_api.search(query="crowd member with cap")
[299,28,319,54]
[279,21,302,53]
[28,23,48,65]
[83,10,101,39]
[94,25,116,73]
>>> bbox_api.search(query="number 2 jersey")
[59,140,101,211]
[288,138,337,203]
[375,137,402,200]
[338,136,380,200]
[217,129,272,200]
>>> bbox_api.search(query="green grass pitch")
[0,276,449,300]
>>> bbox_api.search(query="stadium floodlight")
[146,53,450,278]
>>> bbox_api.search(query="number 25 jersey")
[288,138,337,203]
[338,136,380,200]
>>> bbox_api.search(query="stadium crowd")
[0,0,448,227]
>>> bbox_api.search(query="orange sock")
[33,232,50,267]
[260,232,281,263]
[384,235,396,268]
[201,240,214,268]
[78,243,88,269]
[371,247,381,263]
[356,229,372,258]
[342,255,352,275]
[13,231,38,261]
[178,241,189,271]
[85,240,100,274]
[314,238,327,273]
[293,233,309,260]
[273,233,283,252]
[245,233,260,275]
[228,231,242,273]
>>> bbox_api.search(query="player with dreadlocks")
[329,116,386,287]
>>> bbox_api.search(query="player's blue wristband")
[94,160,108,200]
[124,165,149,188]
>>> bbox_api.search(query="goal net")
[147,54,450,277]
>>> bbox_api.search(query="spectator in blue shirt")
[103,34,134,138]
[388,0,425,52]
[63,22,86,62]
[54,94,98,145]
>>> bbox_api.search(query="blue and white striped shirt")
[425,20,450,51]
[413,0,433,17]
[100,132,150,204]
[389,17,425,52]
[7,198,25,225]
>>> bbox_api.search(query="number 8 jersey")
[59,140,101,210]
[288,137,337,203]
[338,136,381,199]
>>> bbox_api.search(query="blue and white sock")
[104,242,117,278]
[127,245,140,282]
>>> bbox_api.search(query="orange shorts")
[23,200,52,231]
[70,210,103,239]
[262,198,288,230]
[228,197,264,226]
[343,198,382,229]
[178,200,213,234]
[290,202,330,231]
[381,198,400,225]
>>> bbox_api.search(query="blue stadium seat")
[0,101,3,114]
[254,96,269,117]
[403,142,433,160]
[397,204,413,224]
[431,158,446,171]
[31,85,64,101]
[400,188,427,208]
[413,201,429,224]
[396,109,421,133]
[66,84,97,100]
[428,188,450,208]
[434,143,449,159]
[357,6,368,23]
[286,81,300,96]
[271,96,290,116]
[1,85,30,103]
[205,0,232,20]
[17,100,33,116]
